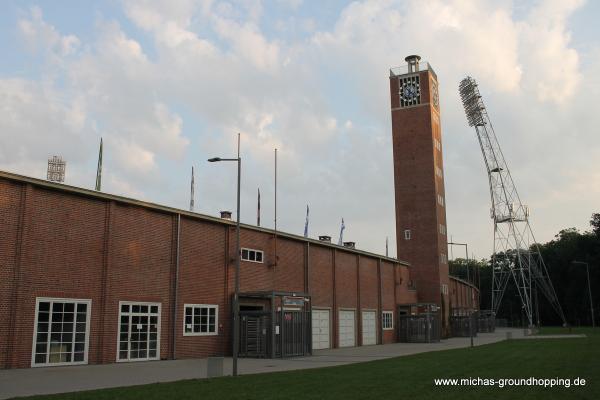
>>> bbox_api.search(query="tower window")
[435,166,443,178]
[437,195,445,207]
[440,253,447,264]
[439,224,446,235]
[434,139,441,151]
[404,229,411,240]
[441,284,448,295]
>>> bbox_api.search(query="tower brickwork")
[389,56,450,332]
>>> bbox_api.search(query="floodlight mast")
[458,77,566,327]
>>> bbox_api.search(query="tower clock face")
[398,76,421,107]
[402,84,418,101]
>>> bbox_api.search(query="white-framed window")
[435,165,443,178]
[382,311,394,330]
[434,138,441,151]
[241,248,264,263]
[31,297,91,367]
[439,224,446,235]
[117,302,161,362]
[441,284,449,295]
[440,253,447,264]
[437,194,445,207]
[404,229,411,240]
[184,304,218,336]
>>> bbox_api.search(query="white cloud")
[1,0,596,259]
[518,0,584,102]
[19,6,81,57]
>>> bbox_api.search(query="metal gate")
[477,310,496,333]
[275,310,310,357]
[397,303,441,343]
[239,312,271,358]
[450,308,478,337]
[238,291,311,359]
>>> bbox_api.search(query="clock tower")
[389,55,450,332]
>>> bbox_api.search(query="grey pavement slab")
[0,328,527,399]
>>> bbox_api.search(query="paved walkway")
[0,328,565,399]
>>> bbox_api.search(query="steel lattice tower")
[459,77,566,327]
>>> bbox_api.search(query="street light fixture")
[448,241,475,346]
[572,261,595,328]
[208,134,242,376]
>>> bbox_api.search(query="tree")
[450,212,600,326]
[591,213,600,236]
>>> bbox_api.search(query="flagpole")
[189,166,195,212]
[274,148,278,267]
[385,236,388,257]
[304,205,309,238]
[95,137,103,191]
[257,188,261,226]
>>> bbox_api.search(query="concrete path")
[1,328,573,399]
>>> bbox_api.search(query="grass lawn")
[19,330,599,400]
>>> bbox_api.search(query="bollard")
[207,356,224,378]
[506,331,512,340]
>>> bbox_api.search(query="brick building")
[390,56,452,333]
[0,56,478,369]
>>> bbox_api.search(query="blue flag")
[303,205,309,237]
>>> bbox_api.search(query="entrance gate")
[397,303,441,343]
[450,308,478,337]
[238,291,311,358]
[239,311,271,358]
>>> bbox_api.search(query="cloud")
[18,6,81,57]
[1,0,596,259]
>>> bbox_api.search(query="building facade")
[390,55,451,333]
[0,56,479,369]
[0,170,434,369]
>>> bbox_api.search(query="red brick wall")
[359,257,378,310]
[309,246,333,307]
[335,252,358,309]
[0,181,23,368]
[274,239,306,294]
[0,175,415,368]
[449,277,479,310]
[176,218,227,359]
[7,185,107,368]
[236,228,274,293]
[102,203,174,363]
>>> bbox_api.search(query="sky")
[1,0,599,260]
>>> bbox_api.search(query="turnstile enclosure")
[477,310,496,333]
[450,308,478,337]
[398,303,441,343]
[238,291,311,359]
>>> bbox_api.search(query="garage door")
[362,311,376,345]
[339,310,356,347]
[311,309,330,350]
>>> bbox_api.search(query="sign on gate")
[283,297,306,306]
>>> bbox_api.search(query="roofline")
[449,275,479,291]
[0,169,409,266]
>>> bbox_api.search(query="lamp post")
[448,241,474,345]
[208,133,241,376]
[572,261,595,328]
